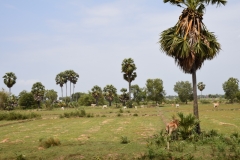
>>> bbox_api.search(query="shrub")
[200,99,211,104]
[133,113,138,116]
[121,136,130,144]
[60,109,89,118]
[39,137,61,148]
[0,112,41,121]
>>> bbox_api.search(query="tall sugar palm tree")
[55,72,66,99]
[3,72,17,94]
[91,85,102,106]
[197,82,205,99]
[31,82,45,110]
[121,58,137,100]
[70,71,79,101]
[159,0,227,133]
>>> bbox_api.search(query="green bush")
[121,136,130,144]
[133,113,138,116]
[60,109,91,118]
[39,137,61,148]
[200,99,211,104]
[0,112,41,121]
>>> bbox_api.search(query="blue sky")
[1,0,240,98]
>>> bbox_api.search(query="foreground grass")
[0,104,239,159]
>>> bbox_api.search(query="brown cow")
[166,119,179,135]
[213,102,219,108]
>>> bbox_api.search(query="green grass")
[0,104,239,159]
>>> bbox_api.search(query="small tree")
[31,82,45,110]
[119,88,129,106]
[18,92,36,109]
[91,85,102,106]
[103,85,117,106]
[197,82,206,99]
[174,81,193,104]
[45,89,58,105]
[146,79,165,105]
[121,58,137,99]
[223,77,239,103]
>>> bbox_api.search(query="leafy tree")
[146,79,165,104]
[103,84,117,106]
[131,85,146,105]
[174,81,193,104]
[55,72,67,99]
[18,92,36,109]
[6,94,18,110]
[197,82,206,99]
[78,93,95,106]
[91,85,102,106]
[236,91,240,103]
[159,0,227,134]
[223,77,239,103]
[71,92,84,102]
[3,72,17,94]
[119,88,129,106]
[0,89,9,109]
[45,89,58,104]
[121,58,137,99]
[31,82,45,110]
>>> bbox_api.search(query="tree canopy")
[174,81,193,104]
[223,77,239,103]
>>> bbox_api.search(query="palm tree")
[159,0,227,134]
[70,71,79,101]
[91,85,102,106]
[121,58,137,100]
[197,82,205,99]
[31,82,45,110]
[103,84,117,106]
[55,72,66,99]
[119,88,129,106]
[3,72,17,94]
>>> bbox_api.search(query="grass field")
[0,103,240,160]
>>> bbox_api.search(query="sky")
[1,0,240,98]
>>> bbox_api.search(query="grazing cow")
[91,104,96,107]
[135,106,137,110]
[176,104,180,108]
[141,105,144,108]
[102,105,107,109]
[61,107,64,110]
[166,119,179,135]
[213,102,219,108]
[123,106,127,109]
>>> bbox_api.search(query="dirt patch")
[0,138,9,143]
[77,134,90,141]
[102,119,114,124]
[219,122,238,128]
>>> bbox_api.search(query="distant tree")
[78,93,95,106]
[236,91,240,103]
[91,85,102,106]
[64,70,79,101]
[103,85,117,106]
[131,85,146,105]
[5,94,18,110]
[71,72,79,101]
[18,92,36,109]
[3,72,17,94]
[146,79,165,104]
[223,77,239,103]
[197,82,206,99]
[31,82,45,110]
[0,89,9,109]
[55,72,67,99]
[174,81,193,104]
[121,58,137,99]
[71,92,84,102]
[119,88,129,106]
[45,89,58,105]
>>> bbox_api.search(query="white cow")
[123,106,127,109]
[176,104,180,108]
[213,102,219,108]
[102,105,108,109]
[141,105,145,108]
[61,107,64,110]
[91,104,96,107]
[135,106,138,110]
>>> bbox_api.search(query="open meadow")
[0,103,240,160]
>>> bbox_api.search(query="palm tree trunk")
[192,63,201,134]
[70,82,72,102]
[61,87,63,100]
[65,83,67,103]
[73,84,75,101]
[128,79,131,100]
[9,88,11,94]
